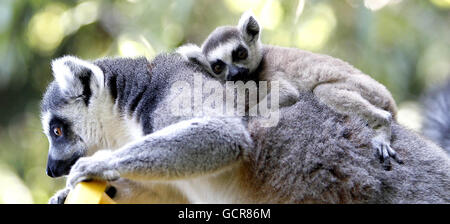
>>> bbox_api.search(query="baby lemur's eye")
[53,127,63,137]
[237,49,247,59]
[233,46,248,61]
[211,60,225,74]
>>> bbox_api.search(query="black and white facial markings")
[42,56,106,178]
[199,11,263,81]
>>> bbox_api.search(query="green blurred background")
[0,0,449,203]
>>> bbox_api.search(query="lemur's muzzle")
[227,65,249,81]
[46,154,81,178]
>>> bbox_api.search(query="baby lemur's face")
[200,12,263,81]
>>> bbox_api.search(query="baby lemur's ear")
[176,44,212,73]
[51,55,104,103]
[238,11,260,43]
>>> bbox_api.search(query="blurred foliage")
[0,0,449,203]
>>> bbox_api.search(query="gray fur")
[201,26,241,55]
[94,57,160,134]
[246,93,450,203]
[179,12,402,169]
[422,80,450,153]
[43,54,254,203]
[43,54,449,204]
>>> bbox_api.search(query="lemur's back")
[261,45,360,89]
[260,45,397,117]
[260,45,397,115]
[243,92,450,203]
[93,54,213,134]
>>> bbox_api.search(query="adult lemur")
[177,12,401,169]
[43,54,449,204]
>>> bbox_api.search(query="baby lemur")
[177,12,402,168]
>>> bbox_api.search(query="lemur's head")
[41,56,107,178]
[177,11,262,81]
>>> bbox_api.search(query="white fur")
[176,44,203,61]
[51,56,105,94]
[51,60,75,92]
[205,41,239,64]
[237,10,258,34]
[49,83,144,157]
[176,44,213,75]
[41,111,51,137]
[175,165,244,203]
[83,91,144,154]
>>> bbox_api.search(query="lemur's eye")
[211,60,225,74]
[232,46,248,61]
[53,127,63,137]
[237,48,248,59]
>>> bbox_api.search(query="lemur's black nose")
[46,154,80,178]
[46,160,70,178]
[227,65,249,81]
[46,166,55,177]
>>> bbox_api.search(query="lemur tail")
[422,79,450,153]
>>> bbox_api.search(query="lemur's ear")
[51,56,104,103]
[176,44,212,73]
[237,11,260,43]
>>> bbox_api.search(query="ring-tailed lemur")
[43,54,258,203]
[42,54,449,204]
[422,79,450,154]
[177,11,402,169]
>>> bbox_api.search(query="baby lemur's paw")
[371,135,403,170]
[48,187,70,204]
[370,110,393,129]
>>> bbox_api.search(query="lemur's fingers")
[376,144,392,170]
[67,156,119,189]
[68,170,119,189]
[386,144,404,164]
[372,134,402,170]
[381,145,392,171]
[376,145,383,162]
[382,144,390,161]
[67,173,92,189]
[375,143,389,161]
[48,188,70,204]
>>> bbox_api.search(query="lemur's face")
[41,97,88,178]
[201,12,262,81]
[41,56,105,178]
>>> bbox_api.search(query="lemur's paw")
[370,110,393,129]
[371,136,403,171]
[67,155,119,189]
[48,188,70,204]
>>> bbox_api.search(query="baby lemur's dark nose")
[227,65,249,81]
